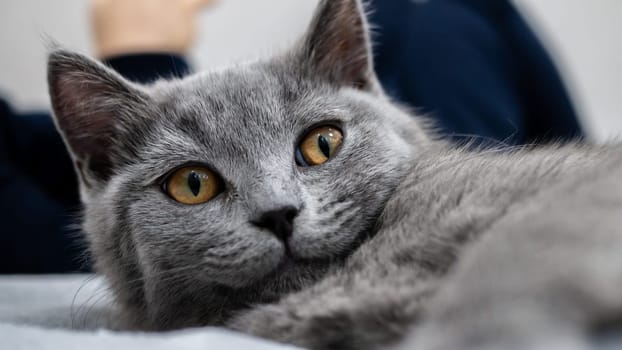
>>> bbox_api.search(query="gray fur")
[48,0,622,349]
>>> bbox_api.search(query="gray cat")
[47,0,622,349]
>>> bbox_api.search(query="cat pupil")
[318,135,330,158]
[188,172,201,196]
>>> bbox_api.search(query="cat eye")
[163,166,221,205]
[296,126,343,166]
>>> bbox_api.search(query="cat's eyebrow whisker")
[449,133,513,148]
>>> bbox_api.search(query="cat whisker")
[71,274,101,329]
[120,264,201,287]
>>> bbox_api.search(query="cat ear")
[297,0,379,92]
[48,50,148,186]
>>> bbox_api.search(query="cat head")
[48,0,430,328]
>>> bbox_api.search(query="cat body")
[231,144,621,349]
[47,0,622,349]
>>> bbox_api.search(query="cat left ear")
[297,0,380,92]
[48,50,148,187]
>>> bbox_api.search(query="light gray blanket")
[1,275,621,349]
[0,274,296,350]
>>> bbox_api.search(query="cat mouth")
[245,255,332,303]
[282,239,295,259]
[209,243,334,306]
[276,238,327,273]
[269,243,302,276]
[264,247,331,283]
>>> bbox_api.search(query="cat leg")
[228,265,438,350]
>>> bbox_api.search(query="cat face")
[48,0,429,327]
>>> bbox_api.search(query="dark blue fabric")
[103,53,190,84]
[0,100,85,273]
[0,54,189,273]
[369,0,583,144]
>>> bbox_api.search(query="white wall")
[0,0,620,141]
[0,0,91,109]
[0,0,317,110]
[516,0,622,141]
[192,0,317,69]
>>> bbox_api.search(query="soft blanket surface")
[2,274,621,349]
[0,274,297,350]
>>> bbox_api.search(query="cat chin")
[212,251,333,304]
[243,257,333,303]
[230,254,321,289]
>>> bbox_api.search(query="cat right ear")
[48,50,147,187]
[295,0,381,93]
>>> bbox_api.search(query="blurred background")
[0,0,620,141]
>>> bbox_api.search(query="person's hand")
[91,0,214,58]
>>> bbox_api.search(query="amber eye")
[296,126,344,166]
[164,166,221,205]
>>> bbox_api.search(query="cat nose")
[252,206,299,242]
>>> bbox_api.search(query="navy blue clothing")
[370,0,583,144]
[0,100,82,273]
[0,54,189,273]
[102,53,190,84]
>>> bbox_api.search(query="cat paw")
[229,302,361,349]
[228,304,299,343]
[228,272,432,349]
